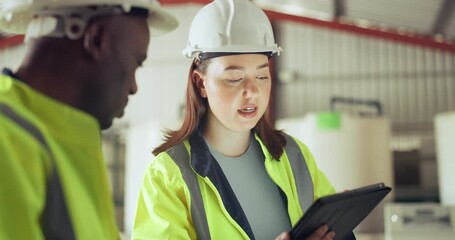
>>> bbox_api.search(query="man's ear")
[83,21,107,60]
[192,71,207,98]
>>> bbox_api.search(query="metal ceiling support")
[263,9,455,53]
[431,0,455,35]
[0,0,454,53]
[333,0,345,20]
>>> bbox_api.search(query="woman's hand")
[274,225,335,240]
[306,225,335,240]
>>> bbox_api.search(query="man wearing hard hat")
[0,0,177,239]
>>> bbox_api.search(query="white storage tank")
[434,112,455,206]
[276,111,394,234]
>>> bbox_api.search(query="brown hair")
[152,58,286,160]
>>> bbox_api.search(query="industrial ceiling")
[254,0,455,41]
[0,0,454,51]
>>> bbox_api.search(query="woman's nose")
[243,78,259,97]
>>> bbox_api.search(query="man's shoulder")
[0,101,47,147]
[0,83,51,157]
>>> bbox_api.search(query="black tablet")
[290,183,391,240]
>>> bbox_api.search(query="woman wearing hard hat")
[133,0,339,239]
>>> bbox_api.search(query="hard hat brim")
[183,45,283,59]
[0,2,178,37]
[146,3,178,37]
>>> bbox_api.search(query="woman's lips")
[238,106,258,118]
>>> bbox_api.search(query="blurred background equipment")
[276,97,393,234]
[384,203,455,240]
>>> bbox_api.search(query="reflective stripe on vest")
[0,103,76,240]
[167,134,314,239]
[167,142,211,240]
[282,134,314,213]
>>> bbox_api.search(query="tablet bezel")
[290,183,391,240]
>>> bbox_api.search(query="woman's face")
[194,54,271,133]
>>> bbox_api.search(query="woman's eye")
[256,76,269,80]
[226,79,242,83]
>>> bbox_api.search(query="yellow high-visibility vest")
[133,130,336,239]
[0,74,119,239]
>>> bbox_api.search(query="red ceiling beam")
[264,10,455,53]
[0,0,454,53]
[0,35,24,49]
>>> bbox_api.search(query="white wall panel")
[445,53,455,109]
[276,20,455,129]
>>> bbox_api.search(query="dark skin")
[15,13,150,129]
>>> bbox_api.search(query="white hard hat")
[0,0,178,39]
[182,0,282,59]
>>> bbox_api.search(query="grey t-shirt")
[206,136,291,239]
